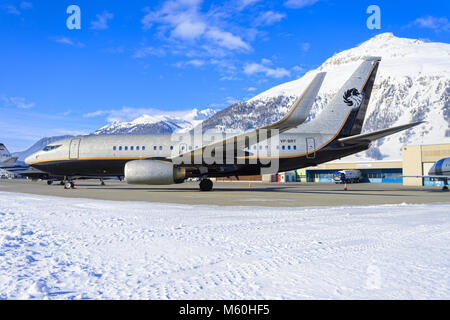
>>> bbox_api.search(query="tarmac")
[1,178,449,207]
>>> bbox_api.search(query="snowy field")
[0,191,449,300]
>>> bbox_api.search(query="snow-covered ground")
[0,191,449,300]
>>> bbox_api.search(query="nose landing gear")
[199,178,213,191]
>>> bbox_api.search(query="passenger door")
[69,139,81,159]
[306,138,315,159]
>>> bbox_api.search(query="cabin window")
[113,146,116,151]
[142,146,145,150]
[130,146,134,151]
[294,146,297,150]
[125,146,128,151]
[153,146,157,151]
[181,146,185,151]
[288,146,291,150]
[170,146,174,150]
[253,146,257,150]
[136,146,140,151]
[189,146,192,150]
[259,146,262,150]
[276,146,279,150]
[282,146,285,150]
[119,146,122,151]
[159,146,163,150]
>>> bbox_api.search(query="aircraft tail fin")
[337,56,381,137]
[0,143,12,161]
[304,57,381,136]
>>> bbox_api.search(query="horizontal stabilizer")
[1,157,18,165]
[337,121,424,145]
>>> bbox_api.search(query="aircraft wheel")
[64,182,72,189]
[199,179,213,191]
[443,186,449,191]
[47,180,53,185]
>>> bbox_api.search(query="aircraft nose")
[429,158,444,176]
[25,153,38,166]
[428,164,436,175]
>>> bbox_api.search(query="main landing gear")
[63,177,75,189]
[199,178,213,192]
[443,185,449,191]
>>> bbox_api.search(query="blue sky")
[1,0,449,151]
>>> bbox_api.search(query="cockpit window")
[43,145,62,152]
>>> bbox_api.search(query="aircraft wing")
[170,72,326,162]
[337,121,425,145]
[403,175,450,179]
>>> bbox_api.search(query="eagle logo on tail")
[343,88,364,108]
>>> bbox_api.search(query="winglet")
[266,72,326,132]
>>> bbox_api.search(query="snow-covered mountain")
[94,108,216,135]
[88,33,449,160]
[202,33,450,160]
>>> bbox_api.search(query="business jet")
[407,157,450,191]
[25,57,423,191]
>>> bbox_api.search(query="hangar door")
[69,139,81,159]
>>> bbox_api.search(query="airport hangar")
[215,143,450,187]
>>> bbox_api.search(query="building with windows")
[261,143,450,186]
[302,160,403,184]
[402,143,450,187]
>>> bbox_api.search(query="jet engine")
[125,160,186,185]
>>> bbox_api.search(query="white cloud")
[2,2,32,15]
[284,0,319,9]
[254,11,286,26]
[243,60,291,78]
[90,11,114,30]
[225,97,240,105]
[411,16,450,32]
[247,87,257,92]
[140,0,251,54]
[171,20,206,40]
[2,5,21,15]
[2,96,35,109]
[20,2,33,10]
[205,28,250,51]
[51,36,85,48]
[299,42,310,52]
[132,46,166,58]
[236,0,262,11]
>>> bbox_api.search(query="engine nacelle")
[125,160,186,185]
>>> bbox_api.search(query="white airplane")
[407,157,450,191]
[25,57,423,191]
